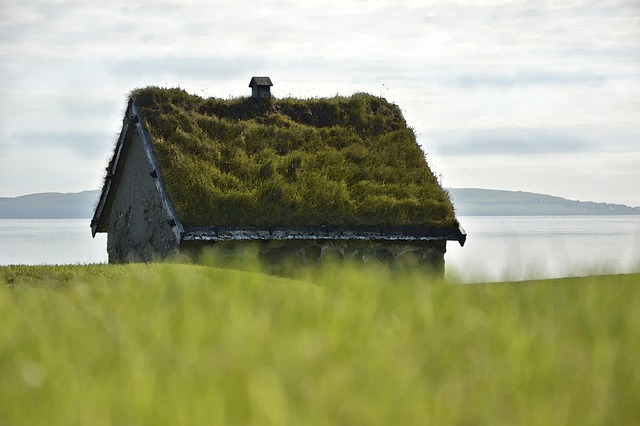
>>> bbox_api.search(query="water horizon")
[0,216,638,283]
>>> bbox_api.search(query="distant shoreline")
[448,188,640,217]
[0,188,638,219]
[0,190,100,219]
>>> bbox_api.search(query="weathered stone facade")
[105,126,179,263]
[181,239,446,274]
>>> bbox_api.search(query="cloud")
[427,128,598,156]
[106,56,268,81]
[445,70,612,88]
[2,130,115,159]
[0,0,638,204]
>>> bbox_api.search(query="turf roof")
[130,87,457,228]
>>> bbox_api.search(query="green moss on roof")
[131,86,457,227]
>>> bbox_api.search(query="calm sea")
[0,217,638,283]
[447,216,640,282]
[0,219,108,266]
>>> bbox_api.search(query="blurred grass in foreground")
[1,262,639,425]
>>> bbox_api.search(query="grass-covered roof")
[130,87,457,228]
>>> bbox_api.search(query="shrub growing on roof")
[130,87,457,227]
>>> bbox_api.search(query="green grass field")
[1,263,639,425]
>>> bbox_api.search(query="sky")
[1,0,639,206]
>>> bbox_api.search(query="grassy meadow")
[1,262,639,425]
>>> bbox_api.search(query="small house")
[91,79,465,272]
[249,76,272,99]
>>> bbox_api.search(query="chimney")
[249,76,273,99]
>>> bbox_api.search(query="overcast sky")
[1,0,639,206]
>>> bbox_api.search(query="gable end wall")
[106,125,179,263]
[181,239,447,275]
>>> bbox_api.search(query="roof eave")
[91,99,184,240]
[91,99,136,237]
[182,225,467,246]
[132,100,184,240]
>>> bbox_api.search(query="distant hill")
[448,188,640,216]
[0,188,638,219]
[0,190,100,219]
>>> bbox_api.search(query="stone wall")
[106,127,179,263]
[181,239,447,274]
